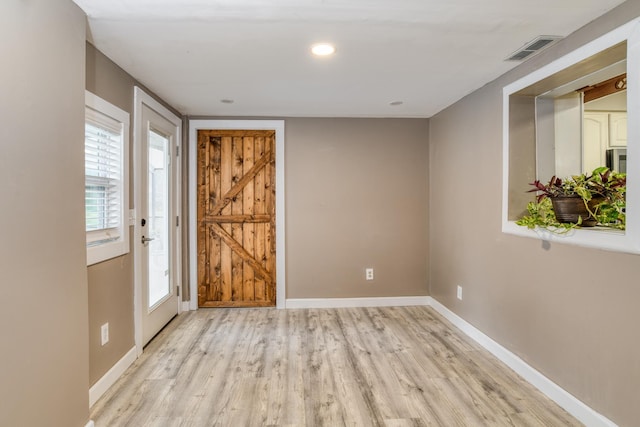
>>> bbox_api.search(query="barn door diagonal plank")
[209,149,273,216]
[209,223,273,286]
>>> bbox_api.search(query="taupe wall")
[285,118,429,298]
[0,1,89,426]
[428,2,640,426]
[86,42,137,387]
[86,43,183,385]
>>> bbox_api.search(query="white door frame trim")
[133,87,183,355]
[188,119,286,309]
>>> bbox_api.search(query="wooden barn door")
[197,130,276,307]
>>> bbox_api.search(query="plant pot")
[551,196,600,227]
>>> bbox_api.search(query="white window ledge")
[503,221,639,254]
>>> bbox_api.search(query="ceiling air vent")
[505,35,562,61]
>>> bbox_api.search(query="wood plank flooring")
[90,306,581,426]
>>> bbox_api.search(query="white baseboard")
[92,295,614,426]
[284,295,615,426]
[285,296,431,309]
[85,421,95,427]
[427,298,617,427]
[89,346,137,407]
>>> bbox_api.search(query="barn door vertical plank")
[264,134,276,303]
[253,136,266,302]
[203,135,212,302]
[220,136,233,302]
[243,137,256,301]
[196,131,208,306]
[210,136,222,302]
[231,136,245,301]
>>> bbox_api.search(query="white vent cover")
[505,35,562,61]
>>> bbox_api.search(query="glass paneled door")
[147,130,170,307]
[140,102,179,346]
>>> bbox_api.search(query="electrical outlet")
[457,285,463,300]
[365,268,374,281]
[101,323,109,346]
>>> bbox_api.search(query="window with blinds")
[85,91,130,265]
[85,109,122,241]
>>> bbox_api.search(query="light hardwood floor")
[91,306,581,426]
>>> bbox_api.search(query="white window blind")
[85,108,123,244]
[85,109,123,242]
[84,91,130,265]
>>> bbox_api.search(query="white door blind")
[85,107,124,243]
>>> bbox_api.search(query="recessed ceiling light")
[220,99,234,104]
[389,101,403,106]
[311,43,336,56]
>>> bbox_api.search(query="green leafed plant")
[516,197,579,233]
[516,167,626,231]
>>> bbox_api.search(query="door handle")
[141,236,155,244]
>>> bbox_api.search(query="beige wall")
[0,1,90,426]
[428,2,640,426]
[53,1,636,424]
[87,252,135,385]
[285,118,429,298]
[86,108,428,385]
[86,43,137,386]
[86,43,183,385]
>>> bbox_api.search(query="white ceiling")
[73,0,626,118]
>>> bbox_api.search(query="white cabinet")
[583,112,608,172]
[609,112,627,147]
[583,111,627,172]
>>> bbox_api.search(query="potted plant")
[516,166,626,232]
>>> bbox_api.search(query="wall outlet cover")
[101,323,109,346]
[365,268,374,281]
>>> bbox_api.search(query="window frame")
[85,91,130,265]
[501,19,640,254]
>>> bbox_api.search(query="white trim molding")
[501,18,640,254]
[428,298,617,427]
[286,296,431,309]
[84,90,131,266]
[89,346,137,407]
[188,119,286,309]
[285,295,616,426]
[84,292,615,426]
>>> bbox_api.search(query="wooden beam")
[208,223,273,286]
[201,130,275,138]
[581,73,626,103]
[201,214,272,224]
[199,300,276,308]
